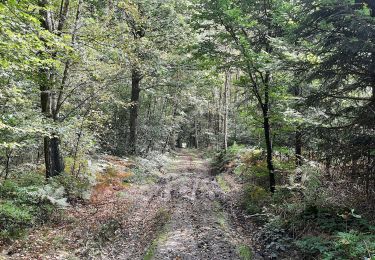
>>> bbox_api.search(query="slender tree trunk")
[223,71,229,151]
[4,149,12,179]
[263,73,275,193]
[194,119,199,149]
[41,74,65,179]
[263,109,275,193]
[128,68,142,155]
[295,129,303,167]
[217,86,222,150]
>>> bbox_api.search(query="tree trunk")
[39,0,71,179]
[223,71,229,151]
[263,109,275,193]
[295,129,303,167]
[263,72,275,193]
[4,149,12,179]
[194,119,199,149]
[128,69,142,155]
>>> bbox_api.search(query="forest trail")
[98,150,260,260]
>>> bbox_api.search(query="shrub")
[237,244,253,260]
[50,173,92,202]
[242,184,270,214]
[295,236,333,257]
[16,171,45,187]
[0,201,32,239]
[234,148,273,188]
[0,178,68,241]
[333,231,375,259]
[211,142,245,175]
[257,219,293,258]
[296,231,375,260]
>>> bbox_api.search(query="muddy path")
[92,150,261,260]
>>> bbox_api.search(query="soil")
[1,150,263,260]
[94,150,262,260]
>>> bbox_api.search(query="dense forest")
[0,0,374,259]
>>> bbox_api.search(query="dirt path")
[94,150,261,260]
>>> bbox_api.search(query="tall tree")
[194,0,287,192]
[294,0,375,191]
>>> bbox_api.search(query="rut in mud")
[91,150,260,260]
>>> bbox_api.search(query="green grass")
[143,209,171,260]
[216,175,230,192]
[237,244,253,260]
[143,239,158,260]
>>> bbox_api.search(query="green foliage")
[295,236,333,257]
[296,231,375,260]
[0,201,32,239]
[257,220,292,258]
[237,244,253,260]
[0,177,67,240]
[50,173,92,203]
[211,143,245,175]
[242,184,270,215]
[216,175,230,192]
[16,172,45,187]
[235,148,271,189]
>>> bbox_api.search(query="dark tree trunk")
[261,71,276,193]
[39,0,68,179]
[128,69,142,155]
[194,120,199,149]
[176,135,182,148]
[262,108,275,193]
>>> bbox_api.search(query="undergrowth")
[0,173,66,241]
[0,168,93,242]
[213,144,375,259]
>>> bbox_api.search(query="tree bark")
[263,108,275,193]
[128,68,142,155]
[194,119,199,149]
[4,149,12,179]
[39,0,69,178]
[295,129,303,167]
[262,72,275,193]
[223,71,229,151]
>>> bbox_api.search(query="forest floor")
[1,150,262,260]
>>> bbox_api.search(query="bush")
[50,173,92,203]
[234,148,273,189]
[0,201,33,239]
[16,171,45,187]
[296,231,375,259]
[333,231,375,259]
[211,142,245,175]
[257,219,293,258]
[0,177,68,241]
[295,236,333,257]
[242,184,270,214]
